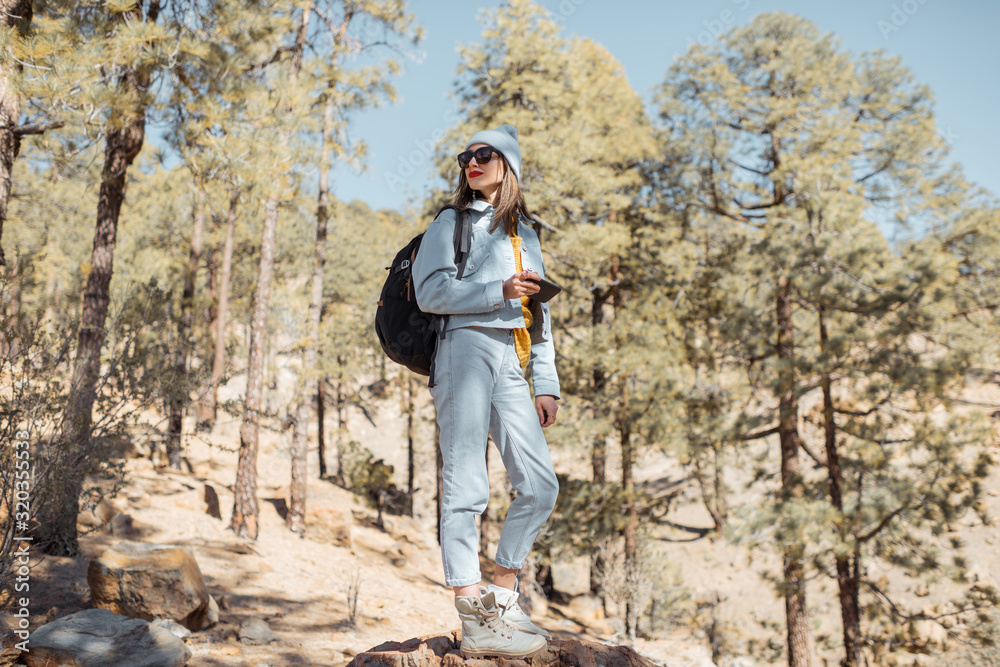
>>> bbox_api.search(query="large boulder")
[347,634,655,667]
[23,608,190,667]
[87,541,217,631]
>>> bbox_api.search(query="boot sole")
[460,645,548,660]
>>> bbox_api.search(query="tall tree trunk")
[317,379,327,478]
[42,4,158,554]
[204,245,217,343]
[289,386,308,533]
[200,191,238,428]
[0,0,32,267]
[591,292,609,483]
[289,64,328,532]
[620,383,638,645]
[776,276,812,667]
[334,355,346,485]
[820,309,863,667]
[590,286,608,595]
[592,255,621,596]
[230,197,279,540]
[196,244,218,429]
[235,0,312,536]
[167,186,205,469]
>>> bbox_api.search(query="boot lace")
[497,591,526,618]
[479,607,515,640]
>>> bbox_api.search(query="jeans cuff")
[493,555,523,571]
[446,572,483,588]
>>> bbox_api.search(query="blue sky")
[329,0,1000,214]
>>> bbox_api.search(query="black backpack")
[375,205,472,384]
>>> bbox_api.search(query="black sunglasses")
[457,146,496,169]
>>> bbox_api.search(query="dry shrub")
[1,277,179,570]
[595,535,694,645]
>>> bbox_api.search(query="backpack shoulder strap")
[453,207,472,280]
[427,205,472,386]
[435,204,473,281]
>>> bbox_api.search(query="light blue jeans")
[430,325,559,587]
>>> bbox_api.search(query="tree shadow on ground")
[264,497,289,522]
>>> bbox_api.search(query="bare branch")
[13,122,65,136]
[858,504,908,543]
[244,45,297,75]
[742,426,779,441]
[799,439,827,468]
[728,157,772,177]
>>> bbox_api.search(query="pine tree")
[198,190,240,428]
[27,0,294,552]
[37,0,168,555]
[657,12,997,665]
[0,0,65,265]
[166,183,205,469]
[287,0,419,534]
[322,201,419,481]
[228,0,309,540]
[933,201,1000,388]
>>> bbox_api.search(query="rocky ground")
[8,372,1000,666]
[8,400,714,667]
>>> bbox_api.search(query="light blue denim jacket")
[412,199,560,399]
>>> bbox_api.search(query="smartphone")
[527,276,562,303]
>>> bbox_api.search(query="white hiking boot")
[484,583,552,639]
[455,591,548,659]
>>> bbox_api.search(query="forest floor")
[26,394,715,666]
[24,373,1000,667]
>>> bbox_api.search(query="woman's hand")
[503,270,541,300]
[535,394,558,428]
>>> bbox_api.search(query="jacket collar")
[469,198,492,213]
[469,198,533,235]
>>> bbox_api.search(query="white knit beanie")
[465,124,522,182]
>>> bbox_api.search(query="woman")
[412,124,560,659]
